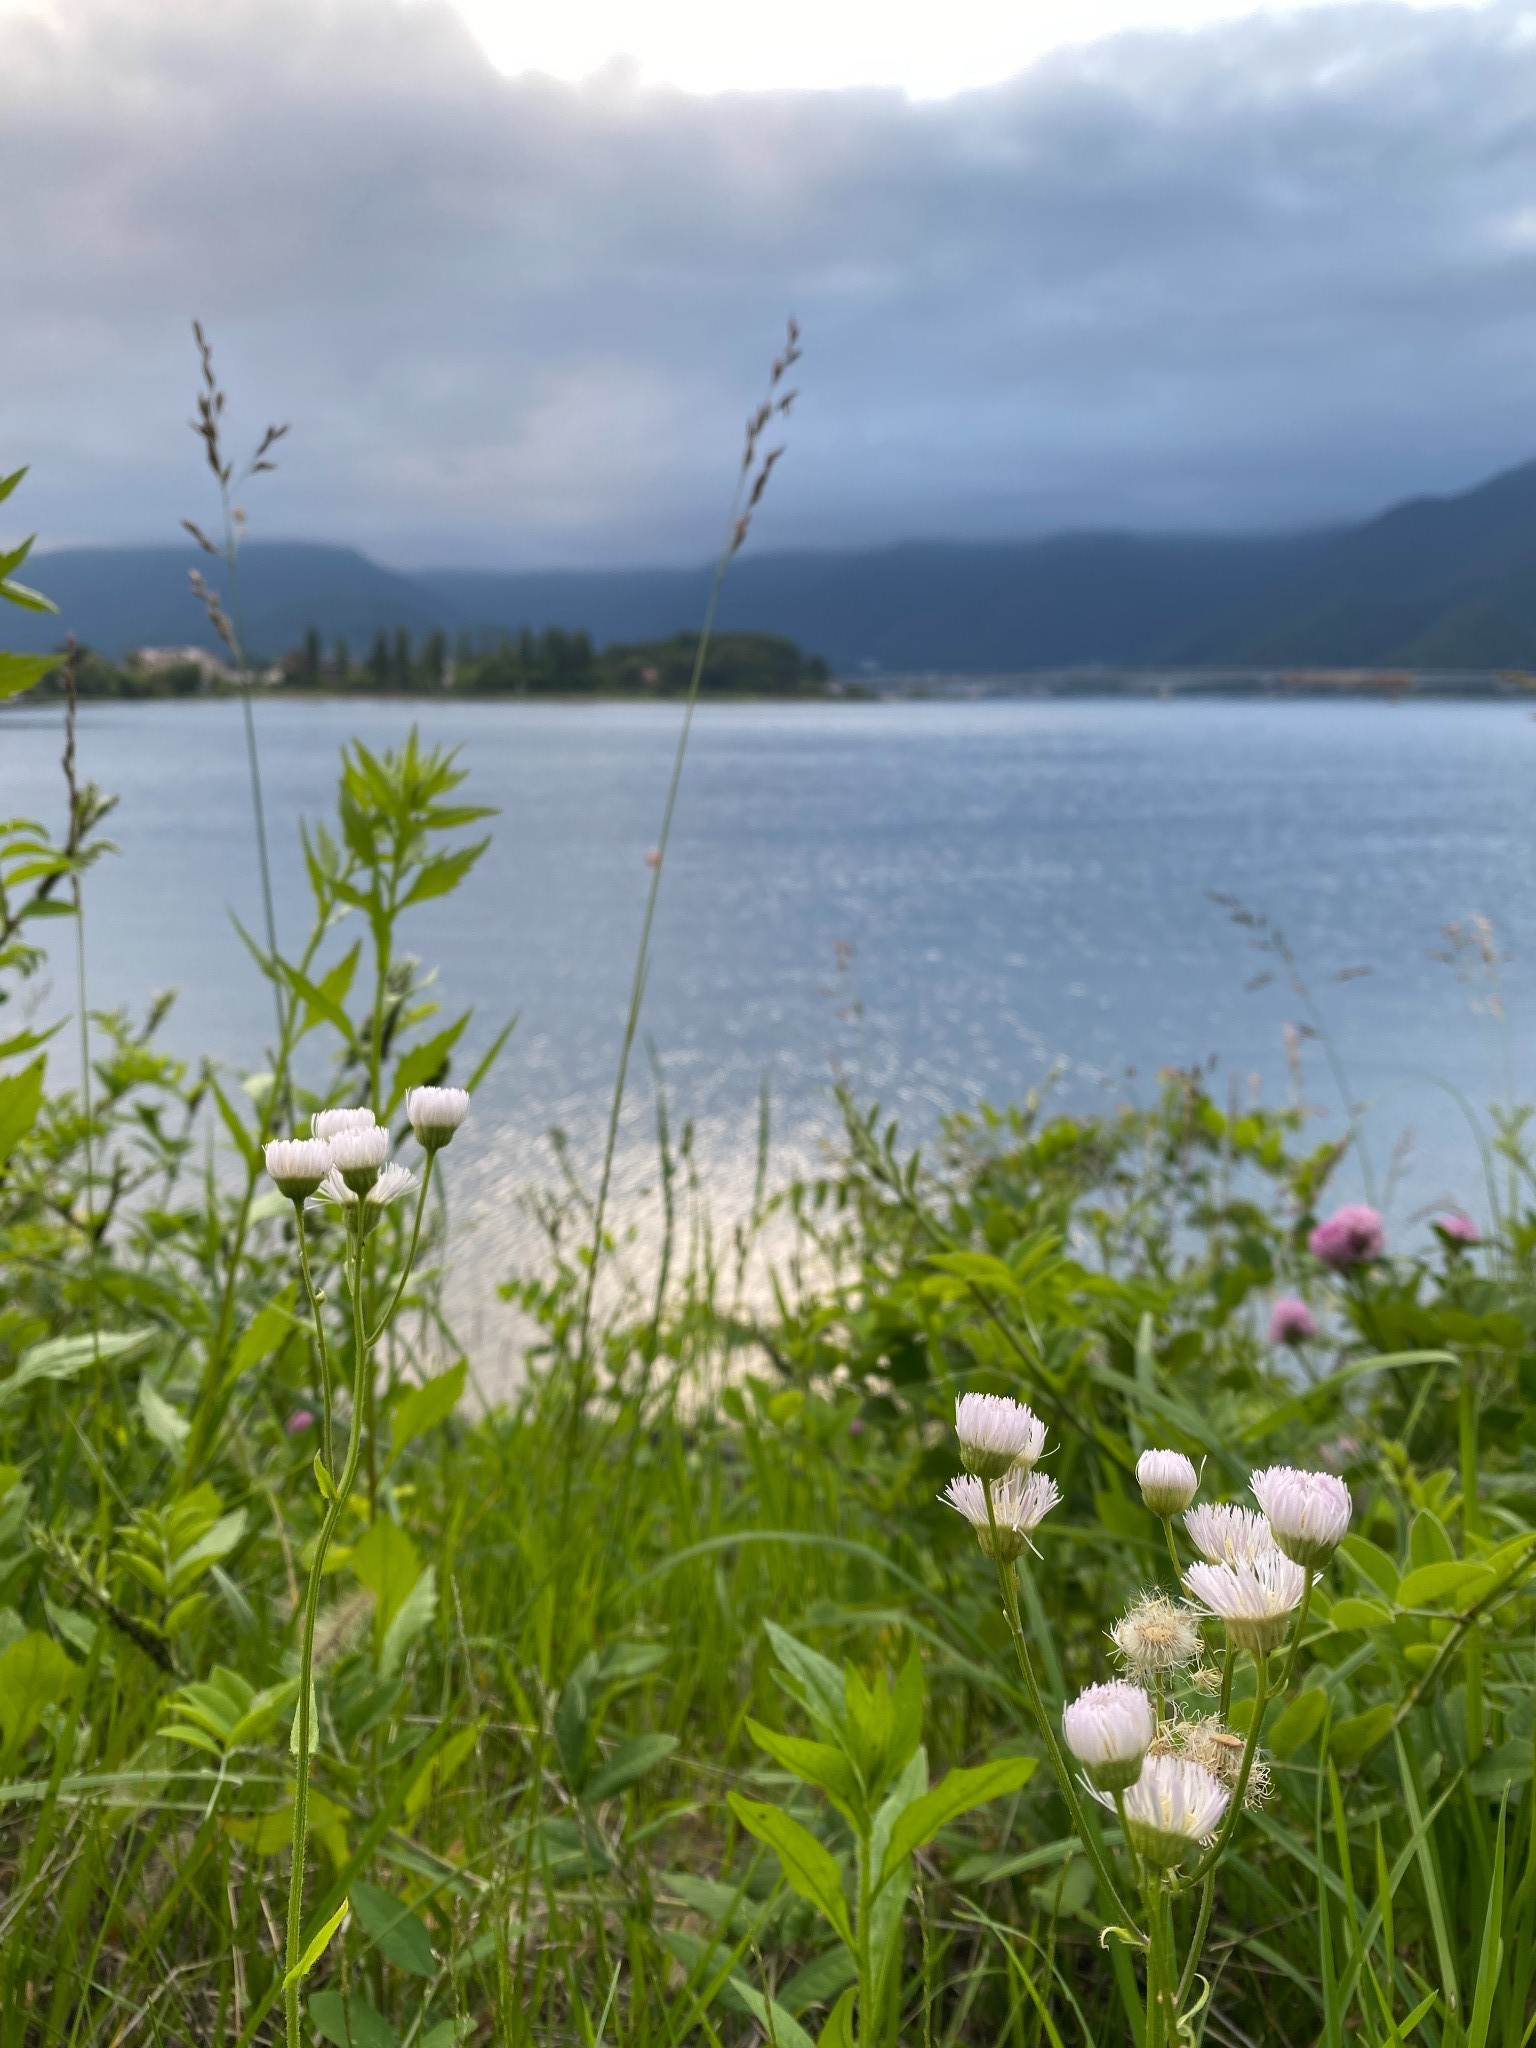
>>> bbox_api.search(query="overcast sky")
[3,0,1536,566]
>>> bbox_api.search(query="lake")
[5,696,1533,1348]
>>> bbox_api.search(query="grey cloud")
[4,0,1536,563]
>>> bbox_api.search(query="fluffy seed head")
[942,1468,1061,1562]
[407,1085,470,1151]
[1250,1465,1352,1568]
[1098,1753,1230,1870]
[328,1123,389,1193]
[1136,1448,1199,1516]
[1110,1593,1203,1680]
[264,1137,332,1199]
[1308,1202,1385,1268]
[1063,1681,1155,1793]
[1186,1550,1308,1655]
[954,1393,1047,1480]
[1268,1296,1318,1345]
[1153,1715,1272,1810]
[1184,1503,1277,1569]
[312,1106,377,1142]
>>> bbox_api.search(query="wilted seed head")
[955,1392,1047,1480]
[264,1137,332,1200]
[1186,1551,1308,1656]
[1095,1754,1230,1871]
[407,1084,470,1152]
[1184,1503,1277,1568]
[1063,1681,1155,1794]
[942,1469,1061,1562]
[1249,1466,1352,1569]
[1154,1715,1272,1810]
[312,1106,377,1143]
[1110,1593,1203,1680]
[1136,1448,1199,1517]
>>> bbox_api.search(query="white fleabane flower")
[315,1161,417,1211]
[954,1393,1046,1480]
[1186,1551,1308,1656]
[1097,1754,1230,1870]
[1110,1594,1203,1680]
[264,1137,333,1200]
[328,1123,389,1194]
[1250,1466,1352,1569]
[407,1085,470,1152]
[942,1468,1061,1561]
[312,1106,377,1142]
[1063,1681,1155,1793]
[1185,1503,1277,1568]
[1136,1449,1199,1517]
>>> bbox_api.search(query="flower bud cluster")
[263,1094,471,1213]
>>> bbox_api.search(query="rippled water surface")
[6,696,1535,1343]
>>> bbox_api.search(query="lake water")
[4,696,1534,1351]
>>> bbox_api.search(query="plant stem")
[284,1220,367,2048]
[1173,1871,1215,2015]
[1143,1875,1167,2048]
[983,1486,1140,1934]
[1161,1514,1183,1585]
[1180,1650,1268,1889]
[294,1204,334,1473]
[1459,1366,1479,1541]
[367,1158,433,1347]
[1273,1577,1314,1699]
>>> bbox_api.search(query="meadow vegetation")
[4,398,1536,2047]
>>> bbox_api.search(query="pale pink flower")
[1308,1203,1384,1267]
[1268,1297,1317,1345]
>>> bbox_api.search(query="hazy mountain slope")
[16,454,1536,672]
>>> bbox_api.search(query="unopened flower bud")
[1250,1465,1352,1569]
[329,1124,389,1194]
[264,1137,333,1200]
[1136,1448,1199,1517]
[954,1392,1046,1480]
[407,1085,470,1152]
[1063,1681,1154,1794]
[312,1106,377,1143]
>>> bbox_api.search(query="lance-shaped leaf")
[727,1793,853,1949]
[879,1755,1038,1887]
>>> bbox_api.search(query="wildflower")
[1435,1213,1480,1246]
[1250,1465,1351,1569]
[1063,1680,1155,1793]
[1136,1448,1198,1517]
[407,1084,470,1153]
[312,1106,377,1142]
[264,1137,333,1200]
[942,1469,1060,1562]
[316,1160,417,1211]
[1186,1551,1308,1656]
[328,1123,389,1195]
[1308,1203,1384,1268]
[286,1409,315,1435]
[1184,1503,1276,1568]
[954,1392,1046,1480]
[1110,1593,1203,1680]
[1268,1296,1317,1346]
[1095,1753,1229,1870]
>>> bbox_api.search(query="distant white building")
[129,645,237,686]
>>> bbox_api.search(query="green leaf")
[310,1991,400,2048]
[0,1057,45,1162]
[0,1631,74,1751]
[585,1732,678,1801]
[1329,1703,1394,1766]
[386,1015,470,1114]
[281,1895,350,1988]
[350,1880,435,1976]
[746,1718,864,1821]
[1327,1597,1393,1632]
[2,1328,156,1402]
[779,1947,859,2018]
[1407,1510,1455,1570]
[818,1987,857,2048]
[138,1378,190,1452]
[765,1623,848,1744]
[208,1075,261,1175]
[1397,1562,1491,1610]
[1269,1686,1331,1758]
[350,1518,422,1637]
[402,840,490,908]
[387,1360,467,1466]
[879,1755,1037,1886]
[727,1794,853,1948]
[380,1563,437,1678]
[0,653,55,701]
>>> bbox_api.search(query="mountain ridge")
[14,455,1536,673]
